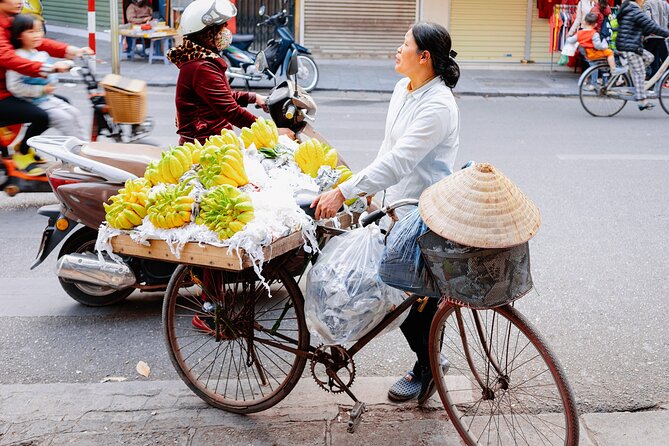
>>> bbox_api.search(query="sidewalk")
[48,29,580,97]
[1,377,667,445]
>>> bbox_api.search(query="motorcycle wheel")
[296,55,318,92]
[58,227,134,306]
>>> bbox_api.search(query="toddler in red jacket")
[568,12,625,75]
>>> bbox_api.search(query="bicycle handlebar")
[359,199,419,227]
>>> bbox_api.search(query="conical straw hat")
[418,163,541,249]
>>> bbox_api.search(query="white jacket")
[338,76,460,216]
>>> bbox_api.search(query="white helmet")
[180,0,237,36]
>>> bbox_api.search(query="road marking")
[557,154,669,161]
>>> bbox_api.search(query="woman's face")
[21,20,44,50]
[395,29,423,77]
[0,0,23,16]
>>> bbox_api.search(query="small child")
[568,12,625,76]
[6,14,85,140]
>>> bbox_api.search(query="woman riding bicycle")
[167,0,292,144]
[312,22,461,403]
[617,0,669,110]
[0,0,90,174]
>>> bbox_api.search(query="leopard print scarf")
[167,39,219,66]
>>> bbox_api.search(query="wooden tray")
[110,231,304,271]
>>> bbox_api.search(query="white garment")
[569,0,595,36]
[39,96,85,139]
[6,48,84,139]
[338,76,460,217]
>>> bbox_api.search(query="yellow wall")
[421,0,552,63]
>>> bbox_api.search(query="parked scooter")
[28,53,321,307]
[222,4,319,92]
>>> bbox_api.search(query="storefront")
[421,0,552,63]
[300,0,417,58]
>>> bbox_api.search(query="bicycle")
[579,38,669,117]
[161,199,579,445]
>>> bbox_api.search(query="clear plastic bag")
[378,208,438,297]
[305,225,408,345]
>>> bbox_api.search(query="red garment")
[590,4,612,32]
[174,57,257,144]
[0,13,67,101]
[577,28,598,48]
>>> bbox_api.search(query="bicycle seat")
[75,142,162,177]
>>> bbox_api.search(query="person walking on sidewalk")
[312,22,461,404]
[0,0,89,174]
[167,0,285,144]
[617,0,669,110]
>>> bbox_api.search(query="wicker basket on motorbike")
[100,74,147,124]
[417,162,541,309]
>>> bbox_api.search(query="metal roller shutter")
[303,0,416,58]
[43,0,121,30]
[449,0,528,62]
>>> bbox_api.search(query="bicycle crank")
[310,344,356,394]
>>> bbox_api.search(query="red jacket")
[174,57,257,144]
[0,13,68,101]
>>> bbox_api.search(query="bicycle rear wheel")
[579,65,630,117]
[429,303,578,446]
[163,264,309,413]
[657,70,669,115]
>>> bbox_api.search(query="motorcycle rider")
[0,0,91,174]
[167,0,292,144]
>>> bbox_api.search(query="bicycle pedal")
[347,401,366,433]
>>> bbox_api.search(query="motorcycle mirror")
[287,52,299,77]
[255,51,269,72]
[258,5,266,16]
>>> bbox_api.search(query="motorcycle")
[28,52,322,307]
[0,56,154,197]
[222,4,319,92]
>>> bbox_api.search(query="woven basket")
[418,231,533,309]
[100,74,147,124]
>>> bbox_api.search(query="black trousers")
[0,96,49,155]
[400,296,439,380]
[644,39,668,78]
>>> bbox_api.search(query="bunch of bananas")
[104,178,152,229]
[294,138,338,177]
[240,117,279,149]
[335,165,353,186]
[205,129,244,151]
[182,139,204,164]
[146,182,195,229]
[197,143,248,189]
[149,146,194,185]
[196,185,255,239]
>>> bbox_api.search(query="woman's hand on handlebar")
[311,188,346,220]
[52,61,73,73]
[65,46,94,60]
[255,94,268,112]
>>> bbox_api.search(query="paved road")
[1,89,668,417]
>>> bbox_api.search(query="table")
[120,27,178,65]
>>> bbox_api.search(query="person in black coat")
[616,0,669,110]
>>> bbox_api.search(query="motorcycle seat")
[76,142,162,178]
[232,34,255,44]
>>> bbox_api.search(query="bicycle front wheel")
[429,303,579,446]
[657,70,669,115]
[579,65,630,117]
[163,264,309,413]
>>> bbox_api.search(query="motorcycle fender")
[31,205,77,270]
[292,43,311,54]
